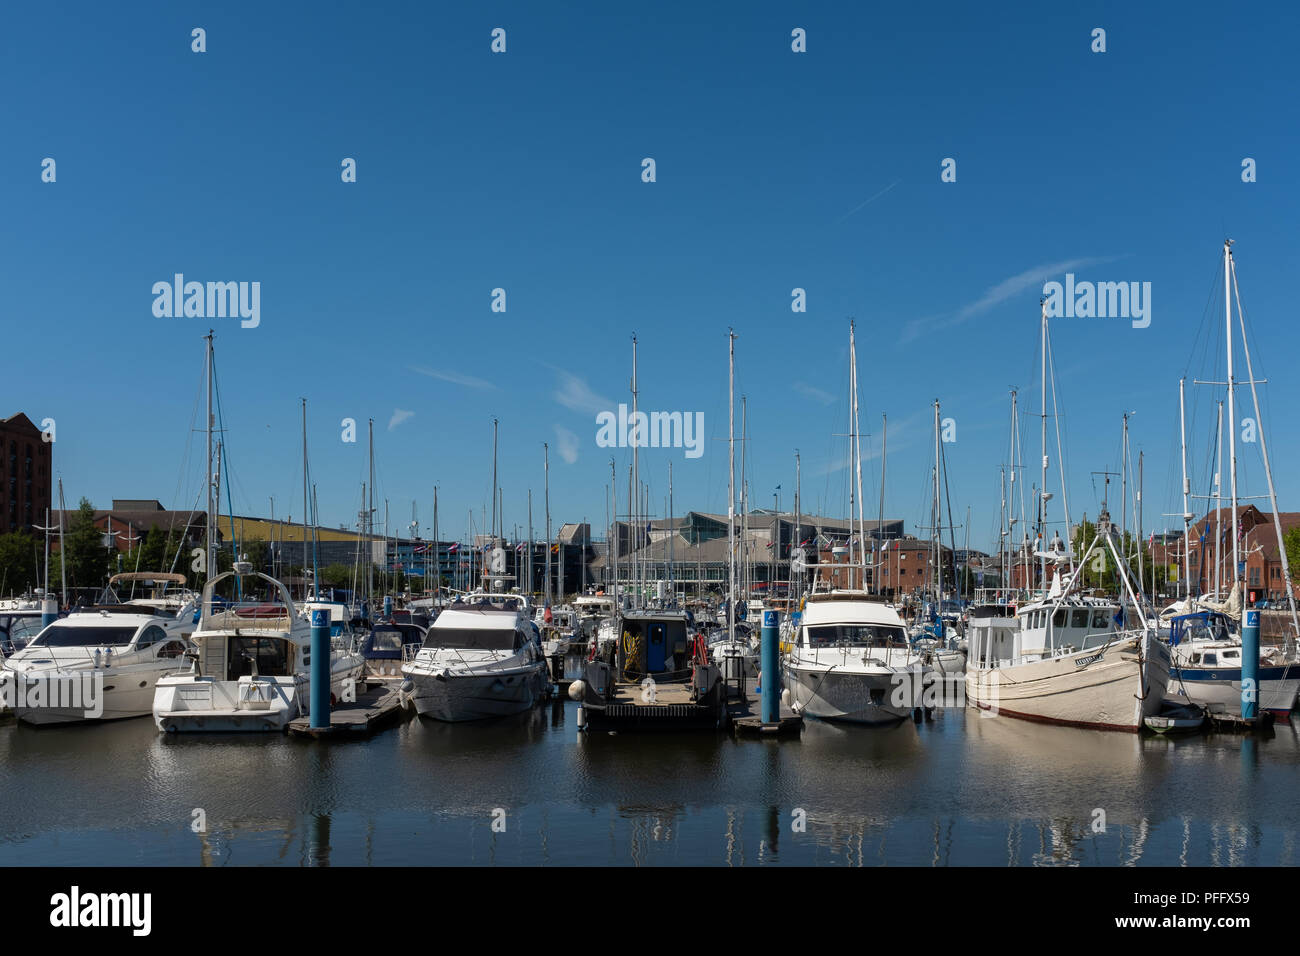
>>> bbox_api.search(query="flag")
[551,544,559,554]
[448,543,460,553]
[413,543,429,554]
[516,542,525,552]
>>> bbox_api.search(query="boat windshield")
[423,627,519,651]
[806,624,907,647]
[28,625,138,648]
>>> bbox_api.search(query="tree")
[61,498,109,590]
[0,531,40,595]
[1285,528,1300,584]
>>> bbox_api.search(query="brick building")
[0,413,52,534]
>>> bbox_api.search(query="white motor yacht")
[153,566,364,732]
[401,591,550,721]
[783,591,930,725]
[4,606,192,725]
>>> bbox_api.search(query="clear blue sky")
[4,1,1297,553]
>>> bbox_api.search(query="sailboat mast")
[1179,378,1191,598]
[850,320,866,590]
[610,458,619,608]
[1039,301,1048,592]
[1227,249,1300,644]
[1225,239,1240,584]
[544,441,551,606]
[368,418,375,606]
[433,486,439,603]
[301,398,309,598]
[934,400,941,605]
[877,415,886,591]
[668,462,674,602]
[206,331,217,588]
[527,489,533,596]
[630,334,639,609]
[1215,401,1223,596]
[727,329,737,643]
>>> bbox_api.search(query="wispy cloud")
[554,371,612,415]
[899,255,1120,344]
[794,382,835,405]
[554,425,580,464]
[835,179,901,224]
[388,408,414,431]
[410,366,495,389]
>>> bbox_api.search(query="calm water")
[1,702,1297,866]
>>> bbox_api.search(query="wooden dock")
[726,689,803,737]
[1205,709,1276,734]
[287,680,412,739]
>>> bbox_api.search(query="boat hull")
[784,664,926,725]
[8,664,176,726]
[965,635,1170,733]
[153,659,363,732]
[405,662,549,722]
[1165,666,1299,717]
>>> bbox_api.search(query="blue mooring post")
[1242,607,1261,722]
[761,609,779,723]
[41,596,57,629]
[310,608,330,729]
[384,595,392,618]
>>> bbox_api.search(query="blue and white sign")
[1246,609,1260,628]
[311,609,329,629]
[763,610,778,628]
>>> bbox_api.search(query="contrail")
[836,179,901,224]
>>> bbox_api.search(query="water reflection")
[0,703,1295,865]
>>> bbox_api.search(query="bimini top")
[198,570,298,636]
[802,591,904,628]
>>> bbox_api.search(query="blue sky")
[4,1,1297,553]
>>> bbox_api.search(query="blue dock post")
[761,609,780,723]
[310,608,331,729]
[1242,608,1260,721]
[41,595,57,629]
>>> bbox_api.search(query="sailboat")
[152,342,364,732]
[1161,241,1300,717]
[964,305,1171,732]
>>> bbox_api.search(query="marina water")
[1,703,1296,866]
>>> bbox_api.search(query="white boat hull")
[784,663,928,725]
[7,663,177,726]
[153,658,364,732]
[965,634,1170,732]
[405,662,549,722]
[1165,671,1299,717]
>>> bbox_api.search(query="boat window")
[136,625,168,649]
[1222,649,1239,659]
[806,624,907,648]
[1202,653,1218,665]
[369,629,406,653]
[423,627,517,651]
[1092,610,1110,629]
[28,624,137,647]
[1052,609,1066,628]
[157,640,187,659]
[227,637,292,678]
[1069,610,1088,629]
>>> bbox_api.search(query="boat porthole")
[139,681,148,688]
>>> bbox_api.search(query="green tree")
[62,498,109,590]
[1285,528,1300,585]
[0,531,40,595]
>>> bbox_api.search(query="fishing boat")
[400,590,550,721]
[965,510,1171,732]
[153,564,364,732]
[4,606,192,725]
[782,591,929,724]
